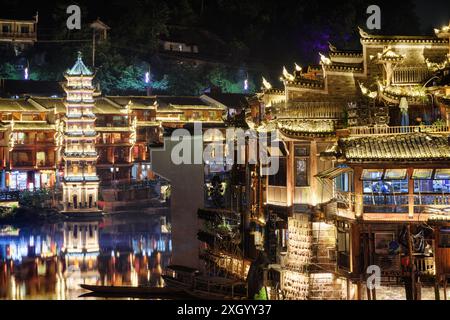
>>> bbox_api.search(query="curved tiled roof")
[340,133,450,162]
[323,62,364,72]
[66,53,93,76]
[286,78,325,89]
[329,43,363,57]
[358,27,448,44]
[0,98,46,112]
[277,119,335,138]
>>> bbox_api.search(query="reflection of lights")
[10,277,16,300]
[35,236,41,255]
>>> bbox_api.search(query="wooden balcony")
[278,102,344,120]
[349,125,450,136]
[37,161,56,168]
[0,31,37,43]
[392,66,431,85]
[326,191,450,221]
[375,254,435,276]
[414,256,435,275]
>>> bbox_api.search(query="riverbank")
[0,206,66,227]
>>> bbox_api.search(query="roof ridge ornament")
[319,53,331,65]
[282,66,295,81]
[328,42,337,52]
[262,77,272,90]
[358,26,370,38]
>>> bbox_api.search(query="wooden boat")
[79,284,185,297]
[163,265,248,300]
[162,265,200,290]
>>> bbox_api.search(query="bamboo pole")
[407,224,416,300]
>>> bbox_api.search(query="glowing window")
[384,169,407,180]
[435,169,450,180]
[412,169,433,180]
[361,169,383,180]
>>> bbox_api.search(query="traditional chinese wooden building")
[0,52,227,217]
[254,24,450,300]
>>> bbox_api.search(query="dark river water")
[0,213,171,300]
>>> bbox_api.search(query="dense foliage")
[0,0,425,95]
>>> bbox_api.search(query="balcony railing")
[349,125,450,136]
[0,32,36,40]
[98,138,131,145]
[11,161,34,167]
[96,121,129,127]
[392,66,431,85]
[414,256,435,275]
[278,102,344,119]
[363,195,409,213]
[37,161,55,168]
[327,190,450,217]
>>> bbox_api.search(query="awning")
[316,167,352,180]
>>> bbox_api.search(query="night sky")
[1,0,450,94]
[414,0,450,32]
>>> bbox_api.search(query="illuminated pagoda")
[61,52,100,214]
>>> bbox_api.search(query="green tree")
[0,63,20,79]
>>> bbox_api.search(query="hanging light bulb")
[244,79,249,91]
[24,67,29,80]
[145,71,150,84]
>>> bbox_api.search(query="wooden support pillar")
[286,141,294,210]
[444,278,448,300]
[416,277,422,300]
[310,140,318,205]
[357,279,362,300]
[366,285,371,300]
[407,168,414,218]
[367,225,373,266]
[434,278,440,300]
[407,224,416,300]
[353,166,363,217]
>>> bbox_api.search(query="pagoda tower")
[61,52,100,214]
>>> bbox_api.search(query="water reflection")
[0,213,171,300]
